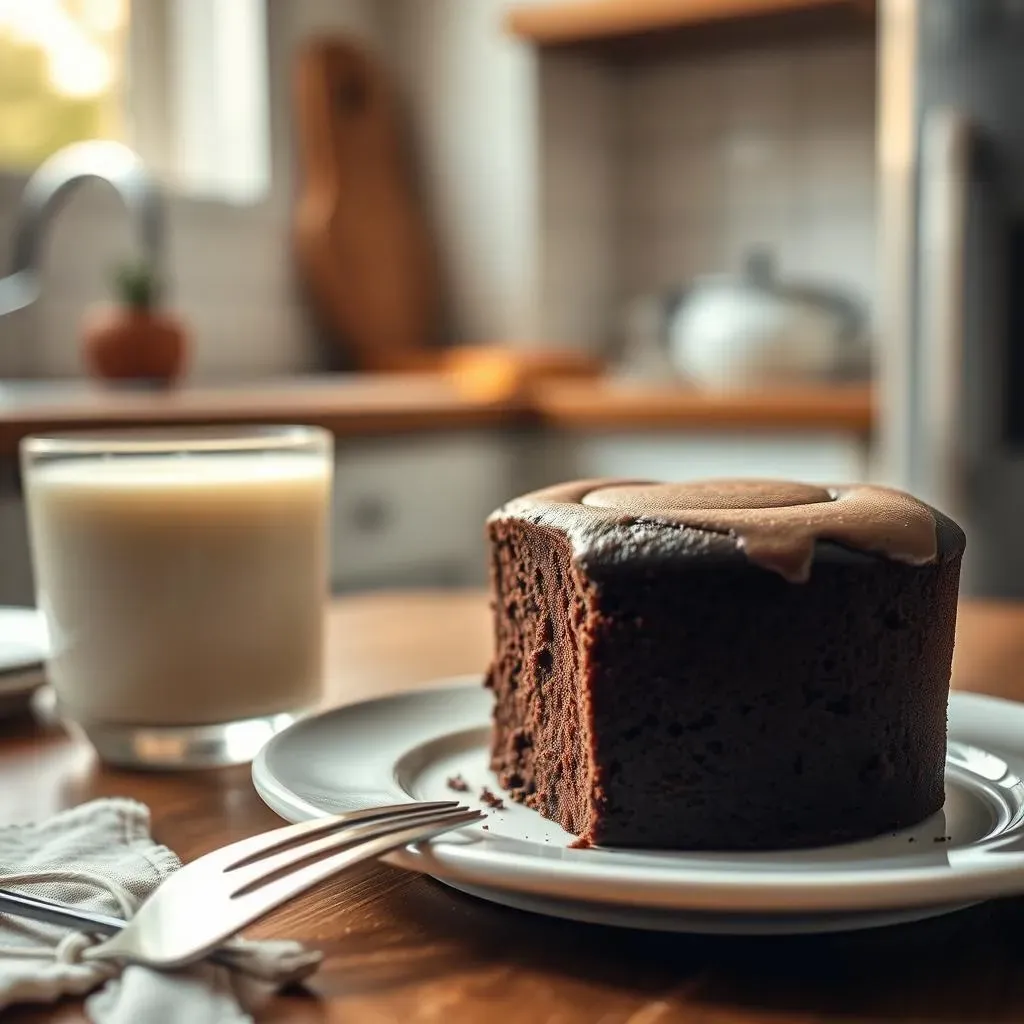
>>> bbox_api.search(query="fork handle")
[0,888,247,972]
[0,889,123,936]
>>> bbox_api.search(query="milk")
[25,452,331,726]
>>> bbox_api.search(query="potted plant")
[81,261,188,385]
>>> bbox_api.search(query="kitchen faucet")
[0,141,165,320]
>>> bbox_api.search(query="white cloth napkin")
[0,798,321,1022]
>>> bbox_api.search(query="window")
[0,0,270,204]
[165,0,271,204]
[0,0,129,169]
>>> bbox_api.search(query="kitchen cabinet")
[0,425,868,606]
[329,426,869,590]
[0,474,32,607]
[0,435,518,606]
[331,433,516,590]
[0,379,875,602]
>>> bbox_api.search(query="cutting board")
[292,38,441,371]
[292,36,605,388]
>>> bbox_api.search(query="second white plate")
[0,607,47,714]
[252,681,1024,933]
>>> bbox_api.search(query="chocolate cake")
[485,479,965,850]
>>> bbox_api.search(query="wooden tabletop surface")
[4,589,1023,1023]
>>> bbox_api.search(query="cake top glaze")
[492,478,942,583]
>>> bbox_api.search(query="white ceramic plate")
[0,608,47,710]
[252,681,1024,934]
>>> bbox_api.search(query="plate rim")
[252,682,1024,915]
[0,666,45,698]
[0,606,48,687]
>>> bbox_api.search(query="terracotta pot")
[81,306,188,384]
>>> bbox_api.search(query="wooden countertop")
[534,378,875,432]
[0,375,522,452]
[0,374,875,454]
[506,0,875,46]
[4,590,1024,1023]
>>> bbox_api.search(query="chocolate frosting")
[495,479,939,583]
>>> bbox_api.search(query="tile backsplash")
[539,52,621,354]
[540,37,877,355]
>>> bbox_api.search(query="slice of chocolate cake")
[485,479,965,850]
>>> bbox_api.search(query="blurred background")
[0,0,1015,600]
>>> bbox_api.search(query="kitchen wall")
[0,4,878,379]
[377,0,542,348]
[539,52,621,352]
[621,39,877,310]
[0,0,545,380]
[540,36,878,355]
[0,0,373,381]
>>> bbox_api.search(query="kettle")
[665,250,871,389]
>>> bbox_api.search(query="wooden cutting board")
[292,37,441,371]
[292,36,606,387]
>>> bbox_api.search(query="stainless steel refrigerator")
[880,0,1024,597]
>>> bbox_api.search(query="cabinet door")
[0,495,33,607]
[0,459,34,607]
[331,433,514,590]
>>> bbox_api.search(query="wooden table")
[4,590,1024,1023]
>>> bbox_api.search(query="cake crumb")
[446,774,470,793]
[482,824,490,830]
[908,837,915,843]
[479,787,504,809]
[933,835,951,843]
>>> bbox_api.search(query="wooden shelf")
[506,0,875,47]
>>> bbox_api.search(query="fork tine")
[88,807,484,968]
[226,805,477,891]
[229,807,484,929]
[193,801,461,874]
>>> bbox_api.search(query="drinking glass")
[21,426,333,768]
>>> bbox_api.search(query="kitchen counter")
[0,375,522,452]
[533,378,874,432]
[506,0,876,47]
[0,374,874,453]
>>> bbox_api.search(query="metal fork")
[0,886,132,938]
[0,887,246,971]
[35,800,483,970]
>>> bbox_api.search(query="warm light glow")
[79,0,125,35]
[0,0,127,167]
[49,38,113,99]
[0,0,123,99]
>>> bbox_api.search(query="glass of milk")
[21,426,333,769]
